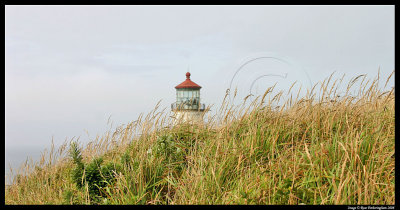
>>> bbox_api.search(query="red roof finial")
[186,72,191,79]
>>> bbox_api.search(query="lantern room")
[172,72,205,111]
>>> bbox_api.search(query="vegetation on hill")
[5,72,394,205]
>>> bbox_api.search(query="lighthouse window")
[176,89,201,106]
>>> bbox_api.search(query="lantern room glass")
[176,89,200,109]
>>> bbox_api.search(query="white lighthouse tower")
[171,72,206,124]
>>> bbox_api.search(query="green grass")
[5,72,394,205]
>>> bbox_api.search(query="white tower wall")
[173,110,205,124]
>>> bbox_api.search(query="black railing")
[171,102,206,111]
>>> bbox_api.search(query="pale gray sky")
[5,5,394,171]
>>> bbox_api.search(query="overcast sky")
[5,5,394,171]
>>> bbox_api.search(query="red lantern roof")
[175,72,202,89]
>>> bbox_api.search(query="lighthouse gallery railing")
[171,102,206,111]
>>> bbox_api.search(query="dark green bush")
[69,141,121,202]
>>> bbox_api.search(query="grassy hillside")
[5,72,394,205]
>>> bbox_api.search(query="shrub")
[69,141,121,202]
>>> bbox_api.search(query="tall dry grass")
[5,72,394,205]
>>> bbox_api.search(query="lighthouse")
[171,72,206,124]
